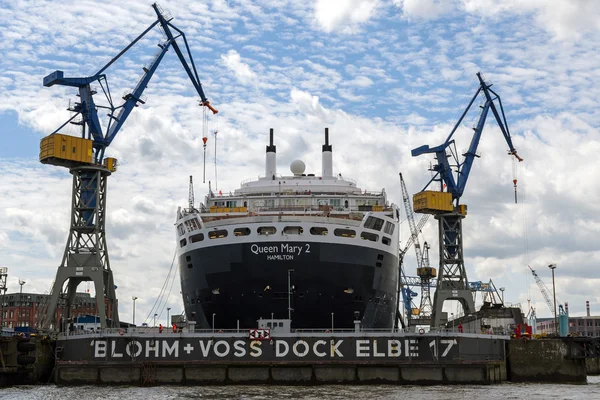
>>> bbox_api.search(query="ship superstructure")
[176,129,400,330]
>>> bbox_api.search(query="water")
[2,376,599,400]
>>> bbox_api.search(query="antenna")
[188,175,195,210]
[214,128,218,192]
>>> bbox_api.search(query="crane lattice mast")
[528,265,555,317]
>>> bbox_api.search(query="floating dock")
[54,330,507,385]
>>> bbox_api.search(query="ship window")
[257,226,277,235]
[180,238,187,247]
[234,228,251,236]
[185,218,201,232]
[177,224,186,236]
[190,233,204,243]
[330,199,341,206]
[382,236,391,245]
[384,221,395,235]
[364,216,384,231]
[310,227,328,235]
[376,262,382,268]
[186,255,191,262]
[187,263,193,269]
[334,228,356,238]
[377,254,384,261]
[283,226,303,235]
[209,230,228,239]
[360,232,378,242]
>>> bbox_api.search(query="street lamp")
[288,269,295,321]
[499,287,505,305]
[469,314,478,334]
[167,307,171,327]
[212,313,216,333]
[18,279,25,328]
[549,264,558,335]
[132,296,138,326]
[153,313,157,327]
[331,312,334,332]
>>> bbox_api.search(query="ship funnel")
[265,128,276,179]
[322,127,333,178]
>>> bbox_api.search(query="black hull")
[179,241,399,330]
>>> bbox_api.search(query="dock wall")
[507,339,586,383]
[56,361,506,385]
[54,332,507,386]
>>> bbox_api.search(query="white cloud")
[220,50,257,85]
[314,0,378,33]
[463,0,600,40]
[395,0,456,19]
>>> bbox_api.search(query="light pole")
[18,279,25,328]
[132,296,138,326]
[167,307,171,327]
[212,313,216,333]
[549,264,558,335]
[499,287,505,305]
[288,269,295,321]
[451,312,454,332]
[153,313,157,327]
[469,314,478,334]
[331,313,334,332]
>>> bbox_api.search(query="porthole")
[334,228,356,238]
[233,227,251,236]
[360,232,378,242]
[310,227,328,235]
[283,226,303,234]
[190,233,204,243]
[382,236,391,245]
[257,226,277,235]
[209,230,228,239]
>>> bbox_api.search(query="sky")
[1,0,600,326]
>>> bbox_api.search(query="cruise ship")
[175,129,400,330]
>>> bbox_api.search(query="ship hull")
[179,241,399,330]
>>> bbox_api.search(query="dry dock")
[54,330,507,385]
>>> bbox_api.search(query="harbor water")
[2,376,599,400]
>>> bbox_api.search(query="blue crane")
[42,2,217,165]
[38,3,218,331]
[411,72,522,206]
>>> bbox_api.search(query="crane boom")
[528,265,555,317]
[411,72,522,206]
[400,173,425,269]
[43,2,217,164]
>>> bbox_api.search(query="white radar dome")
[290,159,306,175]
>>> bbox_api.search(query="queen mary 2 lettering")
[175,128,401,330]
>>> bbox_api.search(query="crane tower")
[38,3,217,330]
[411,73,523,328]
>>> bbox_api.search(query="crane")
[399,173,436,325]
[411,72,523,328]
[39,3,217,331]
[528,265,555,317]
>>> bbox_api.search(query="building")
[0,291,102,329]
[537,316,600,337]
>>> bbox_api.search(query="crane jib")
[42,4,217,167]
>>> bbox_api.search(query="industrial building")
[0,291,103,329]
[536,301,600,337]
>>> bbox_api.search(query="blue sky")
[1,0,600,324]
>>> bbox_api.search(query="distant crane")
[411,72,523,328]
[528,265,555,317]
[39,3,217,330]
[399,173,436,325]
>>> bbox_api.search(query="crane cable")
[214,113,219,193]
[143,248,178,326]
[202,106,208,183]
